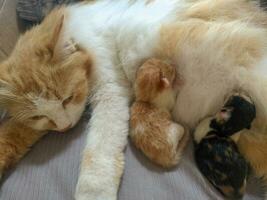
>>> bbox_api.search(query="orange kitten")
[130,58,189,168]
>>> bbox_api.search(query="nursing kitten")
[130,58,189,168]
[194,94,256,199]
[0,9,92,178]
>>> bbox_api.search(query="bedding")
[17,0,80,22]
[0,111,264,200]
[14,0,267,23]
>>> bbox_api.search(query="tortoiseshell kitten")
[130,58,189,168]
[194,94,256,199]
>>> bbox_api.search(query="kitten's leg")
[75,83,130,200]
[0,120,46,179]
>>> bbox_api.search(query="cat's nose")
[58,124,72,132]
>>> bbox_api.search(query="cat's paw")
[75,153,123,200]
[75,173,118,200]
[75,190,116,200]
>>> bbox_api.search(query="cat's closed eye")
[30,115,47,120]
[63,95,73,108]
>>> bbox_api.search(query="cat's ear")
[160,77,170,88]
[48,15,64,54]
[36,14,65,61]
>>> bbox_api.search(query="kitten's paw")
[167,124,189,165]
[168,123,185,147]
[174,127,190,159]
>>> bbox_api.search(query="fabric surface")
[0,110,265,200]
[0,0,21,60]
[16,0,267,22]
[17,0,80,22]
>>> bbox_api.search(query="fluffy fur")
[130,58,188,168]
[194,94,256,199]
[1,0,267,200]
[0,8,92,179]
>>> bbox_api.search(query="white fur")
[58,1,267,199]
[64,2,180,199]
[167,123,185,146]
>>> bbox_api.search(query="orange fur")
[237,131,267,179]
[0,120,46,176]
[0,8,93,177]
[1,0,267,194]
[158,20,266,69]
[185,0,267,27]
[130,58,189,168]
[157,0,267,183]
[156,12,267,180]
[162,0,267,177]
[0,8,92,129]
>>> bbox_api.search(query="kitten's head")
[211,95,256,136]
[135,58,177,102]
[0,8,93,132]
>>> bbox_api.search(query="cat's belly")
[172,82,233,129]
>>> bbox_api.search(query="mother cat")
[1,0,267,199]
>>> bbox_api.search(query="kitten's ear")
[160,77,170,88]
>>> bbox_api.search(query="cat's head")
[134,58,177,102]
[0,9,93,132]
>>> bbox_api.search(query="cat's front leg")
[75,83,130,200]
[0,120,46,179]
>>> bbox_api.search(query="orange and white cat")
[130,58,188,168]
[0,9,93,179]
[1,0,267,200]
